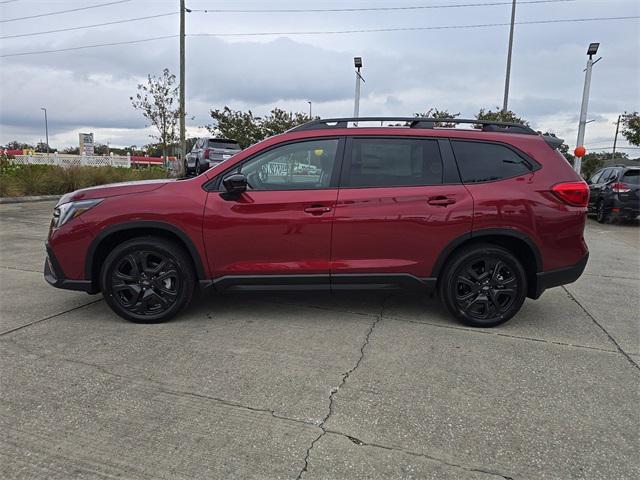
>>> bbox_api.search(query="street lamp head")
[41,107,46,111]
[587,42,599,57]
[354,57,362,69]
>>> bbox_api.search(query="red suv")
[45,117,589,327]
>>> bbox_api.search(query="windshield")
[208,140,240,150]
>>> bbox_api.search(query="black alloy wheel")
[101,238,195,323]
[195,160,202,176]
[440,244,526,327]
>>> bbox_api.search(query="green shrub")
[0,163,168,197]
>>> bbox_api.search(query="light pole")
[574,42,601,175]
[502,0,517,112]
[612,114,622,160]
[40,107,49,154]
[353,57,365,125]
[307,101,312,118]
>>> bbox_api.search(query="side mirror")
[222,173,248,194]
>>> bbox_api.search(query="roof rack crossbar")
[290,117,537,135]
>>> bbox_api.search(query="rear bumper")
[610,197,640,217]
[532,253,589,299]
[44,244,96,293]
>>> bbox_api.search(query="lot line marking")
[562,286,639,371]
[0,299,103,337]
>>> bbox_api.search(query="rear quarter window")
[622,170,640,184]
[451,140,533,183]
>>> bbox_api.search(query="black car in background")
[587,165,640,223]
[185,138,241,176]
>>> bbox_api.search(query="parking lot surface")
[1,200,638,479]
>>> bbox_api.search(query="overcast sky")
[1,0,639,154]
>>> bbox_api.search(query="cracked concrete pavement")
[0,201,638,479]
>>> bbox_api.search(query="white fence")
[12,153,131,168]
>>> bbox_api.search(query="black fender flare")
[85,220,207,282]
[431,228,543,278]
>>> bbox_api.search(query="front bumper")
[532,253,589,299]
[44,244,96,293]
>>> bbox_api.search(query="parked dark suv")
[185,137,241,175]
[45,117,589,327]
[587,165,640,223]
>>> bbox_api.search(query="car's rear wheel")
[596,200,608,223]
[100,237,195,323]
[439,244,527,328]
[195,160,202,175]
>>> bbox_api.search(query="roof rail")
[289,116,538,135]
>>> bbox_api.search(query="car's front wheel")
[439,244,527,328]
[100,237,195,323]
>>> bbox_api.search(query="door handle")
[427,196,456,206]
[304,205,333,215]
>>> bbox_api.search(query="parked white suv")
[185,138,241,176]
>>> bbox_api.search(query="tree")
[35,142,56,153]
[476,107,529,126]
[415,108,460,127]
[620,111,640,146]
[208,107,263,149]
[581,153,605,180]
[261,108,311,138]
[207,107,312,149]
[558,141,575,167]
[130,68,179,167]
[61,146,80,154]
[4,141,33,151]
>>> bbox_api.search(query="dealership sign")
[79,133,94,156]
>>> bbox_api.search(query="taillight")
[611,182,631,193]
[204,148,210,159]
[551,181,589,207]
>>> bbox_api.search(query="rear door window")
[451,140,533,183]
[590,170,604,184]
[343,138,443,187]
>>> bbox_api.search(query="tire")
[596,200,608,223]
[195,160,202,176]
[439,244,527,328]
[184,161,192,177]
[100,237,195,323]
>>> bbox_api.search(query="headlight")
[52,199,103,228]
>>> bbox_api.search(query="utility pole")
[40,107,49,154]
[353,57,364,126]
[612,114,621,160]
[574,42,601,175]
[307,101,312,118]
[502,0,516,112]
[179,0,186,174]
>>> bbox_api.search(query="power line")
[189,15,640,37]
[2,15,639,58]
[0,12,177,40]
[191,0,575,14]
[0,35,177,58]
[0,0,131,23]
[0,0,21,4]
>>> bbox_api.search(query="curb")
[0,195,60,204]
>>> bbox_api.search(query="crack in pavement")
[2,336,318,429]
[0,265,43,274]
[249,295,624,356]
[0,299,103,336]
[562,286,639,371]
[324,430,514,480]
[295,296,389,480]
